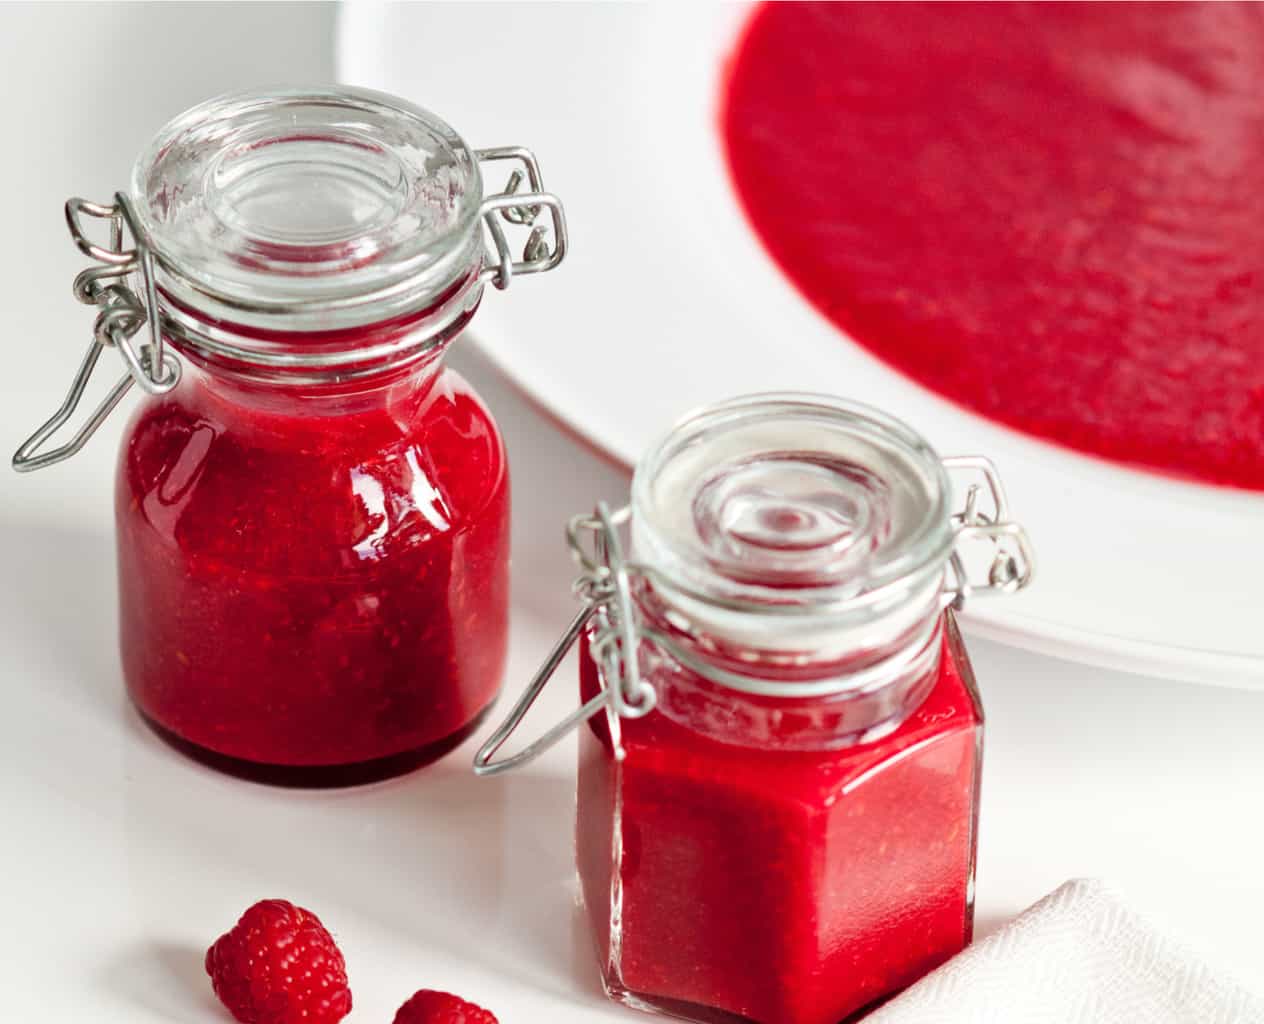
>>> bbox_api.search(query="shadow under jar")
[15,87,567,786]
[476,394,1034,1024]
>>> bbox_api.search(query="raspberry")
[392,989,499,1024]
[205,899,352,1024]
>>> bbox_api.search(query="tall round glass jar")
[15,87,567,786]
[476,394,1034,1024]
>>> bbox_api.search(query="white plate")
[339,2,1264,688]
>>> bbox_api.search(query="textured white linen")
[868,879,1264,1023]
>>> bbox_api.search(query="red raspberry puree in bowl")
[723,2,1264,490]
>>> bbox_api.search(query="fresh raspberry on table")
[392,989,499,1024]
[205,899,352,1024]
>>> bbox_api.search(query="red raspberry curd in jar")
[118,345,509,784]
[58,87,572,785]
[541,395,1031,1024]
[577,624,981,1024]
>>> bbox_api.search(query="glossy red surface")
[723,2,1264,490]
[577,620,981,1024]
[116,355,509,785]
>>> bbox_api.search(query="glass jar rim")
[128,86,486,337]
[629,392,956,621]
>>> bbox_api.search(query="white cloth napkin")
[867,879,1264,1024]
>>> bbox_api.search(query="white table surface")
[3,4,1263,1022]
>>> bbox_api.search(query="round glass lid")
[129,86,485,328]
[631,393,955,608]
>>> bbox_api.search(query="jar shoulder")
[116,368,509,570]
[583,624,982,810]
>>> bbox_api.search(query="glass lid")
[631,393,955,612]
[129,86,485,330]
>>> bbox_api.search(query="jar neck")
[182,344,450,422]
[633,576,946,751]
[157,263,483,391]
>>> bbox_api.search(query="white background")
[2,4,1262,1021]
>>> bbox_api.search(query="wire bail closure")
[940,456,1036,610]
[12,193,181,472]
[475,148,568,292]
[473,502,655,777]
[473,457,1034,777]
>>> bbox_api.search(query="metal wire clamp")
[476,148,568,292]
[941,456,1036,609]
[12,194,180,472]
[473,502,656,776]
